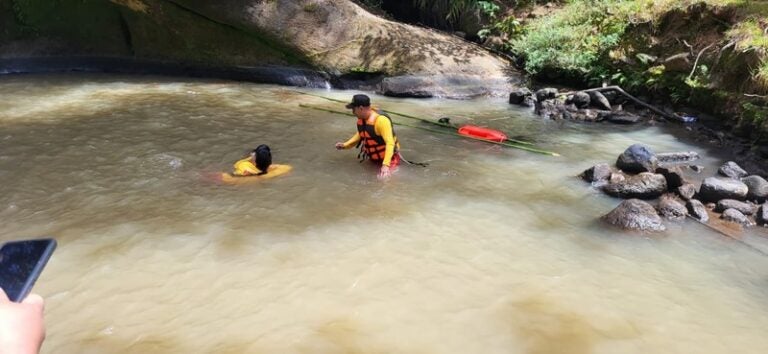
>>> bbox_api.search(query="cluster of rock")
[580,143,768,232]
[509,87,642,124]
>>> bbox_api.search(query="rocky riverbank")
[579,143,767,232]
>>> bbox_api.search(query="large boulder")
[6,0,523,98]
[616,144,658,173]
[714,199,757,215]
[741,175,768,202]
[658,194,688,220]
[698,177,749,202]
[602,199,666,232]
[686,199,709,222]
[717,161,748,179]
[603,172,667,199]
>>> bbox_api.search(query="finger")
[0,288,8,302]
[22,293,45,310]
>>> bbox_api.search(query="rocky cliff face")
[0,0,522,97]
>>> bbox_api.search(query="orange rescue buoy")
[457,125,508,142]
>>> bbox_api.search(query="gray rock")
[688,165,704,173]
[603,111,641,124]
[569,109,602,122]
[718,161,748,179]
[715,199,757,215]
[656,166,686,190]
[603,172,667,199]
[658,194,688,220]
[588,91,612,110]
[535,88,558,102]
[509,88,533,105]
[616,144,658,173]
[535,100,564,120]
[602,199,666,232]
[757,203,768,226]
[609,172,626,184]
[686,199,709,222]
[741,175,768,202]
[657,151,700,164]
[569,91,591,108]
[580,163,612,183]
[677,183,696,200]
[720,208,754,226]
[698,177,749,202]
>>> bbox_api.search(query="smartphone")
[0,238,57,302]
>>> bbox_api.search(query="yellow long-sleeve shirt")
[233,157,262,176]
[342,112,400,166]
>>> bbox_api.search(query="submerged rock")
[603,111,641,124]
[616,144,658,173]
[602,199,666,232]
[698,177,749,202]
[603,172,667,199]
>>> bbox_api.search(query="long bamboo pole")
[291,90,535,146]
[299,104,561,157]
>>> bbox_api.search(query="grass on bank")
[511,0,768,93]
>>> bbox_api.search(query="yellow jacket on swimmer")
[233,157,262,176]
[232,145,272,176]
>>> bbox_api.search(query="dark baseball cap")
[345,94,371,109]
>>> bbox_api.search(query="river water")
[0,74,767,354]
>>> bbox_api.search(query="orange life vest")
[356,112,398,163]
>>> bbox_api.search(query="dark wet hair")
[253,144,272,175]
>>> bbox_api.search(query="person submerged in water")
[335,94,400,180]
[233,144,272,176]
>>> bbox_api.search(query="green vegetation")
[509,0,768,93]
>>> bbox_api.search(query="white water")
[0,74,767,354]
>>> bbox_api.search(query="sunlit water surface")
[1,74,767,354]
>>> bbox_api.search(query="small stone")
[720,208,754,227]
[687,199,709,222]
[715,199,757,215]
[580,164,612,183]
[677,183,696,200]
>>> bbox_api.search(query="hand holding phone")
[0,288,46,354]
[0,239,57,302]
[0,238,54,354]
